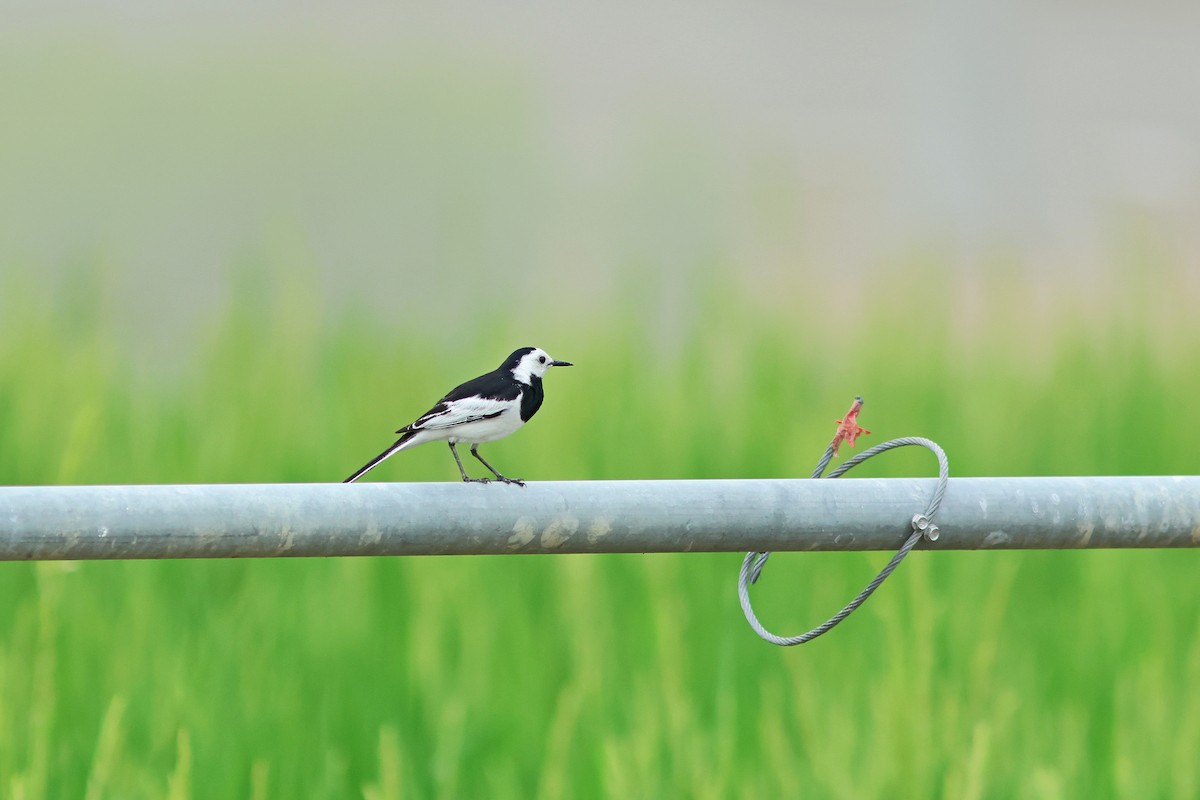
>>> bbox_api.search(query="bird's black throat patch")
[520,376,544,422]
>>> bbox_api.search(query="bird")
[343,346,573,486]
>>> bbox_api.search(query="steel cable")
[738,435,949,646]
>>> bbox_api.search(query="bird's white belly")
[445,407,525,444]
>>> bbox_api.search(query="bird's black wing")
[397,370,521,433]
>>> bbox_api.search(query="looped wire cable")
[739,436,950,646]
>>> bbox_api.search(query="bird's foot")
[462,477,491,484]
[494,476,526,487]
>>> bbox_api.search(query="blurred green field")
[1,266,1198,799]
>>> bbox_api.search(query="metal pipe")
[1,477,1198,561]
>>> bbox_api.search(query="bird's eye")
[538,356,546,364]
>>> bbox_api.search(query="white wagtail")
[343,346,573,486]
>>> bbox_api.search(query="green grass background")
[1,263,1198,799]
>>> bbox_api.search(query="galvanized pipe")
[0,477,1198,561]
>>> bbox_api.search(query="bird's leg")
[471,445,525,487]
[449,442,489,483]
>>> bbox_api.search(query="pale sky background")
[2,0,1197,352]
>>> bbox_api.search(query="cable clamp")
[911,513,940,542]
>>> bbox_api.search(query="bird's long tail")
[343,431,417,483]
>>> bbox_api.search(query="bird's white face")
[512,348,570,383]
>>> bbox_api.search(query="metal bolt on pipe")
[1,476,1198,561]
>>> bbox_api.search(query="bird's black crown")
[499,347,539,370]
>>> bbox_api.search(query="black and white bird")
[343,346,573,485]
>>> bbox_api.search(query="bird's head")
[506,346,573,384]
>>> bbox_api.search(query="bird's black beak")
[551,360,573,367]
